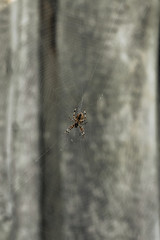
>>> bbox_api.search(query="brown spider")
[65,108,87,136]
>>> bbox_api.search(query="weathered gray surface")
[0,2,13,240]
[57,0,160,239]
[0,1,40,240]
[0,0,159,239]
[9,1,40,239]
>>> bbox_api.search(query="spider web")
[26,3,127,239]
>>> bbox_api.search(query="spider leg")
[79,125,85,136]
[65,124,75,133]
[83,110,87,120]
[73,108,77,120]
[81,121,87,126]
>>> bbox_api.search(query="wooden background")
[0,0,159,239]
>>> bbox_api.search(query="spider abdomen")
[77,113,82,120]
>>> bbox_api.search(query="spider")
[65,108,87,136]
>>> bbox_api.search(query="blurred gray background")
[0,0,160,239]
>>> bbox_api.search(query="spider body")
[75,122,78,128]
[77,113,82,120]
[65,108,87,136]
